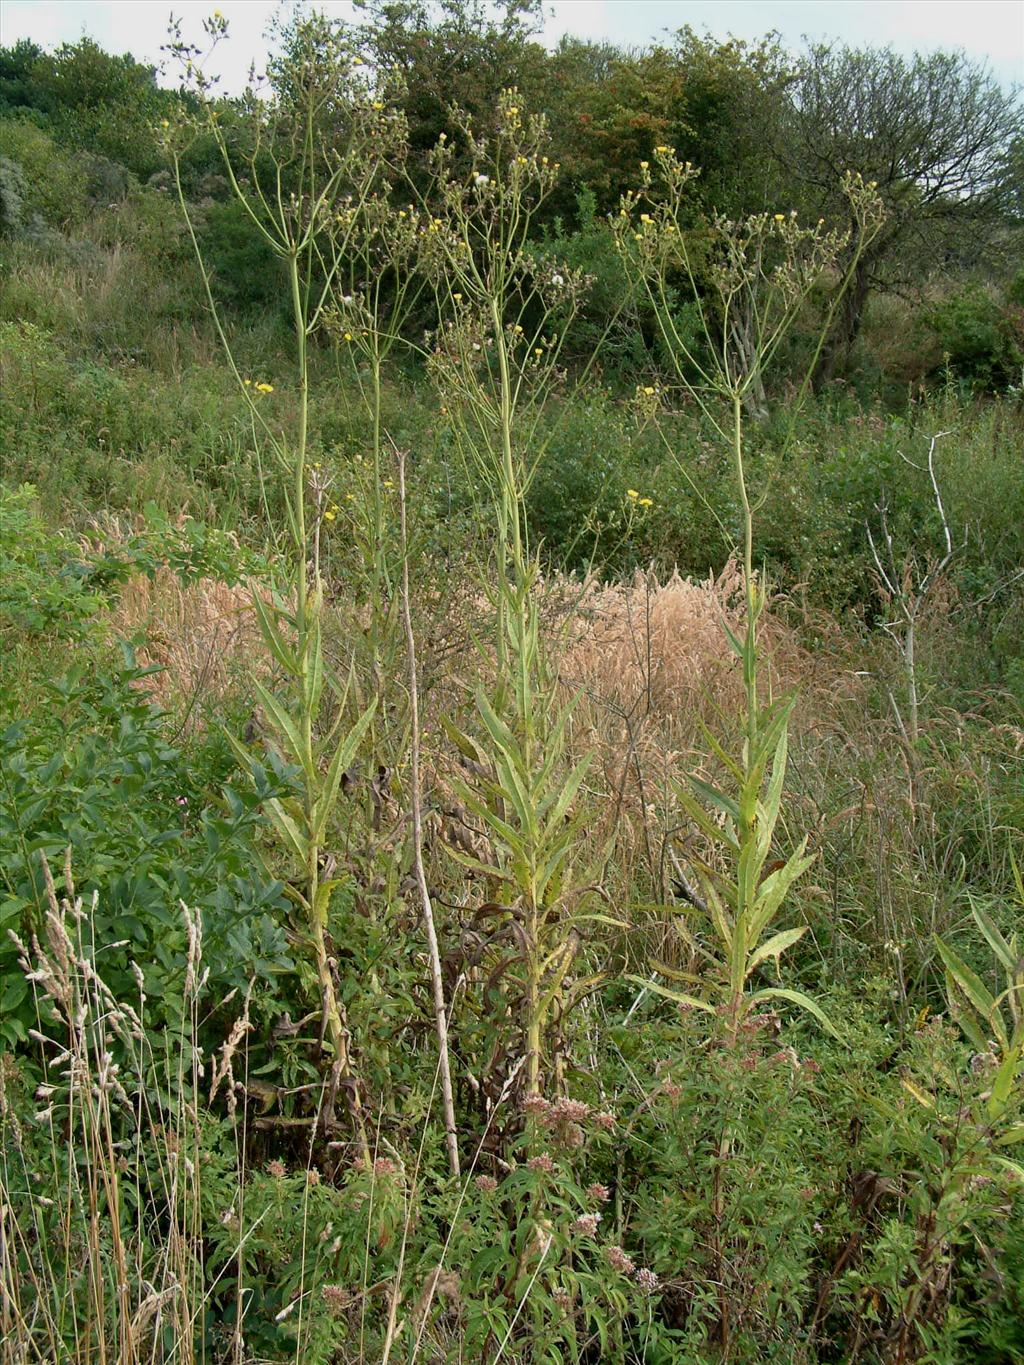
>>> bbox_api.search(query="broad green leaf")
[747,845,814,944]
[265,797,308,864]
[746,926,808,975]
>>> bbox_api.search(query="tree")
[783,44,1024,381]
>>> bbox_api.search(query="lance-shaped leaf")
[746,925,808,976]
[312,700,377,842]
[935,935,1006,1048]
[748,986,839,1038]
[627,974,717,1014]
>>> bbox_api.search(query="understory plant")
[422,91,618,1107]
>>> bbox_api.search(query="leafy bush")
[923,283,1024,391]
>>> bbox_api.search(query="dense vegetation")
[1,5,1022,1362]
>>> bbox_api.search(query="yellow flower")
[344,332,353,341]
[627,489,639,499]
[640,213,651,223]
[373,102,384,111]
[324,508,337,522]
[640,160,649,170]
[243,378,252,386]
[255,382,274,393]
[774,213,785,222]
[655,145,671,154]
[160,119,170,129]
[508,106,519,116]
[383,479,394,488]
[534,347,543,356]
[453,292,462,301]
[541,156,548,165]
[639,497,653,507]
[643,386,655,396]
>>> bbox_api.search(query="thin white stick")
[397,445,461,1180]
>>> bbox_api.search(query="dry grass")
[106,568,269,722]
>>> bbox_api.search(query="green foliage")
[923,283,1024,390]
[0,657,292,1049]
[0,484,106,638]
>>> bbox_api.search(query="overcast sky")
[3,0,1022,90]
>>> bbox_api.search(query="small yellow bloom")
[373,102,384,111]
[640,160,649,170]
[541,156,548,165]
[534,347,543,356]
[324,509,337,522]
[638,497,653,508]
[383,479,394,488]
[627,489,639,499]
[508,106,519,116]
[453,292,462,301]
[255,382,274,394]
[344,332,353,341]
[774,213,785,222]
[160,119,170,129]
[643,386,655,396]
[654,145,670,154]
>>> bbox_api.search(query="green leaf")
[748,986,839,1038]
[746,925,808,975]
[252,592,297,675]
[969,897,1017,974]
[265,797,309,864]
[988,1044,1022,1118]
[253,681,311,778]
[689,774,740,824]
[313,700,376,841]
[747,845,814,945]
[627,974,716,1014]
[935,936,1004,1046]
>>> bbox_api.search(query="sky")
[2,0,1022,91]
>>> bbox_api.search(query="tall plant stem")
[288,250,368,1159]
[733,390,758,752]
[397,449,461,1178]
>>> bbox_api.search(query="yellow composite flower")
[638,497,653,508]
[255,382,273,393]
[627,489,639,499]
